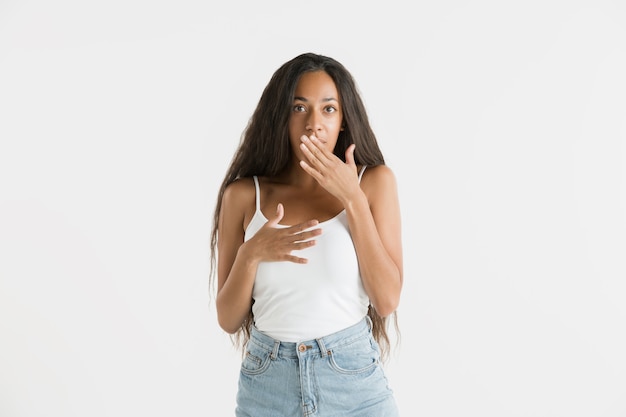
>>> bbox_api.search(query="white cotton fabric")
[244,168,370,342]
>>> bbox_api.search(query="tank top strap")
[358,165,367,183]
[252,176,261,211]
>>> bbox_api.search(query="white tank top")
[244,167,370,342]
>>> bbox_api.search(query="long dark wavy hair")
[209,52,399,360]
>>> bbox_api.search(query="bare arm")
[215,182,257,333]
[344,165,403,317]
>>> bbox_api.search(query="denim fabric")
[235,317,399,417]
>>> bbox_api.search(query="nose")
[305,110,322,132]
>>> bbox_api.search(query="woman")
[210,52,403,416]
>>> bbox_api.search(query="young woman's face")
[288,70,343,158]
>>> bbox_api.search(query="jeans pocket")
[240,343,272,376]
[327,337,379,375]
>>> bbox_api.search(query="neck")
[275,162,321,189]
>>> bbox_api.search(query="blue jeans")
[235,316,399,417]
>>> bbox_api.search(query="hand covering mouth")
[310,135,327,144]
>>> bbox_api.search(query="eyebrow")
[293,96,339,103]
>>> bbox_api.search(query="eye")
[324,106,337,114]
[293,104,306,112]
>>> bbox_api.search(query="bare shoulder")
[360,165,398,192]
[221,177,256,216]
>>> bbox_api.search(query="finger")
[299,141,322,166]
[299,159,323,181]
[300,135,329,166]
[284,254,310,264]
[268,203,284,227]
[310,135,334,161]
[290,229,322,243]
[291,239,317,250]
[290,219,320,233]
[345,144,356,167]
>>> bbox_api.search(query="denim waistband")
[249,316,372,359]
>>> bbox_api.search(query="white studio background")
[1,1,625,416]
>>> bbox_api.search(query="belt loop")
[316,337,329,357]
[270,340,280,360]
